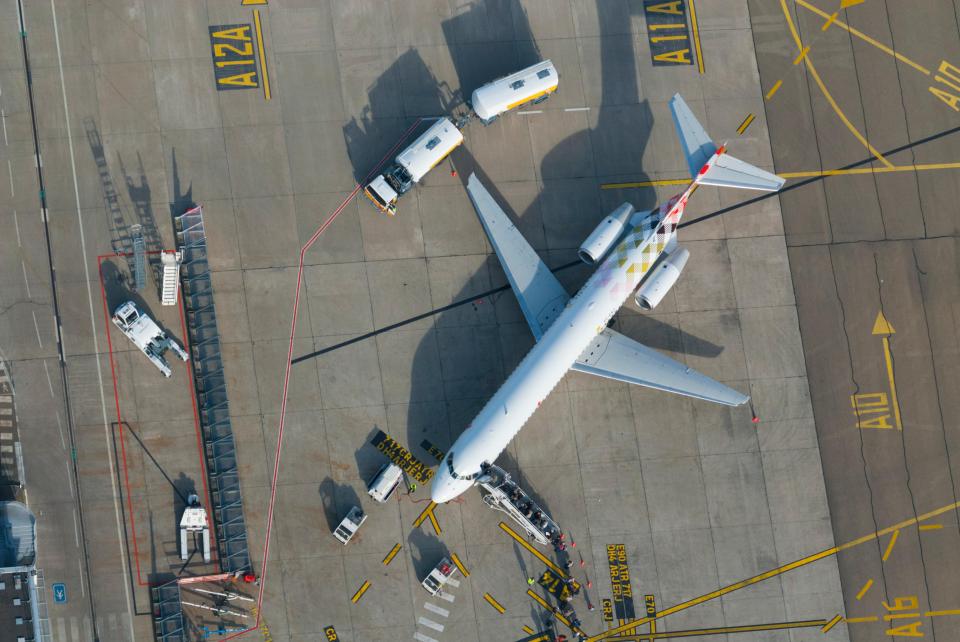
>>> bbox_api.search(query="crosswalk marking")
[413,633,438,642]
[445,577,460,588]
[423,602,449,617]
[418,616,444,632]
[436,591,455,603]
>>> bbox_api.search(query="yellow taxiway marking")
[736,113,755,135]
[873,311,903,430]
[856,579,873,600]
[920,523,943,531]
[780,0,894,168]
[822,614,843,633]
[600,160,960,190]
[351,580,371,604]
[821,11,839,30]
[687,0,705,74]
[253,9,271,101]
[882,529,900,561]
[499,522,567,579]
[484,592,506,614]
[845,616,879,623]
[925,609,960,616]
[382,543,401,566]
[413,501,442,535]
[587,498,960,640]
[765,79,784,100]
[450,552,470,577]
[796,0,930,75]
[597,620,827,640]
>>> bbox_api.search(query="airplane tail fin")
[670,93,785,193]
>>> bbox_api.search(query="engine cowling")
[634,247,690,310]
[577,203,634,265]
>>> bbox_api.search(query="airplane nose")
[430,470,470,504]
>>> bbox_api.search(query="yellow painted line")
[601,179,689,189]
[926,609,960,617]
[821,11,839,30]
[650,23,687,30]
[845,616,879,623]
[779,0,894,168]
[253,9,271,101]
[588,497,960,640]
[795,0,929,75]
[765,79,783,100]
[594,620,827,640]
[882,529,900,561]
[736,113,755,135]
[792,45,811,65]
[414,501,440,534]
[351,580,371,604]
[382,543,401,566]
[428,511,442,535]
[855,579,873,600]
[840,0,865,7]
[687,0,704,74]
[522,625,535,634]
[450,552,470,577]
[499,522,567,578]
[821,614,842,633]
[526,589,584,634]
[920,523,943,531]
[483,592,506,614]
[241,0,268,5]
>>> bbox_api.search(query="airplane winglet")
[670,94,785,193]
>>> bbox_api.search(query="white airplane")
[430,94,786,503]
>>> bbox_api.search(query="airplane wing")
[572,328,749,406]
[466,173,569,340]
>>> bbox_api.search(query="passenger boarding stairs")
[476,464,561,546]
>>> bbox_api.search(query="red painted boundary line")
[223,117,425,640]
[96,251,217,587]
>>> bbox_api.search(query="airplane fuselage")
[431,185,695,502]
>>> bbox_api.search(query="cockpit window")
[445,452,478,481]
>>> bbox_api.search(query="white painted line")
[413,633,438,642]
[436,591,455,602]
[423,602,449,617]
[445,577,460,588]
[32,311,42,348]
[21,261,31,298]
[72,508,79,547]
[12,210,20,247]
[43,359,54,398]
[7,159,13,196]
[65,460,74,497]
[77,558,86,597]
[417,617,444,632]
[56,410,66,450]
[518,110,542,115]
[1,107,7,145]
[50,0,136,634]
[565,107,591,112]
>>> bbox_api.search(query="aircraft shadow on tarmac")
[338,0,724,484]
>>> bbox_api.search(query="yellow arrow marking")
[872,311,902,430]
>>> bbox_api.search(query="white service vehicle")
[421,557,458,596]
[363,118,464,216]
[367,462,404,503]
[332,506,367,545]
[112,301,189,377]
[470,59,558,124]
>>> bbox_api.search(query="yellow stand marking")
[920,523,943,531]
[856,579,873,600]
[881,529,900,561]
[382,543,401,566]
[925,609,960,616]
[765,79,784,100]
[687,0,705,74]
[413,501,442,535]
[499,522,567,578]
[821,11,839,30]
[845,616,879,623]
[483,592,506,614]
[779,0,894,168]
[253,9,271,101]
[873,311,902,430]
[822,614,842,632]
[736,113,755,135]
[795,0,929,74]
[450,552,470,577]
[587,498,960,640]
[351,580,371,604]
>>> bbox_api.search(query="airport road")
[748,0,960,640]
[0,0,859,641]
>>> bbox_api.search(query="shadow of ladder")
[84,117,135,273]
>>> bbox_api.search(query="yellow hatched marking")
[351,580,371,604]
[483,592,506,614]
[382,543,401,566]
[856,579,873,600]
[765,79,784,100]
[736,113,755,135]
[450,552,470,577]
[522,625,535,634]
[882,529,900,561]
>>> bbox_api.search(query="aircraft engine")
[634,247,690,310]
[577,203,634,265]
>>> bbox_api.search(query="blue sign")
[52,583,66,604]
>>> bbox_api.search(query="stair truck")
[470,59,558,125]
[363,117,464,216]
[111,300,188,377]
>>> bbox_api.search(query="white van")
[367,463,404,503]
[470,60,559,124]
[363,118,464,216]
